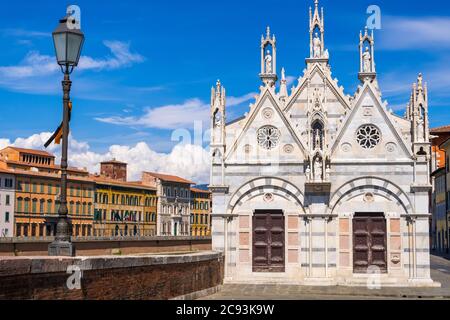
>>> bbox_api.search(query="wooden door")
[253,210,285,273]
[353,213,387,273]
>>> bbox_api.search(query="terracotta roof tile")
[144,172,195,185]
[11,168,94,183]
[0,168,14,175]
[430,125,450,134]
[191,187,211,194]
[4,147,54,157]
[92,175,156,191]
[101,159,127,165]
[4,160,88,174]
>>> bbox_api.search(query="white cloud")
[227,92,257,107]
[380,16,450,50]
[286,76,297,87]
[1,28,51,38]
[96,99,210,130]
[95,92,256,130]
[1,132,210,184]
[78,40,144,71]
[0,41,144,82]
[0,51,59,79]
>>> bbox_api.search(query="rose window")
[257,126,281,150]
[356,125,381,149]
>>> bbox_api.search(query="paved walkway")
[202,255,450,300]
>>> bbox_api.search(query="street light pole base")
[48,241,75,257]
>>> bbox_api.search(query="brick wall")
[0,236,212,257]
[0,251,223,300]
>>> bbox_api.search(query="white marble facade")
[209,0,435,287]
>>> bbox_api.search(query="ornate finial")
[315,0,319,8]
[417,73,423,90]
[216,80,221,94]
[266,26,271,39]
[281,67,286,81]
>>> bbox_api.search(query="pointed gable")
[225,88,307,164]
[284,64,351,114]
[330,83,413,160]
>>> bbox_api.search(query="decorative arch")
[212,148,222,164]
[227,177,306,214]
[329,176,413,215]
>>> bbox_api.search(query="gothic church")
[210,0,434,286]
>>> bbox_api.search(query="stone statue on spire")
[362,47,372,72]
[358,26,377,83]
[308,0,328,62]
[265,50,273,74]
[260,26,277,87]
[313,33,322,58]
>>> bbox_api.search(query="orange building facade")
[0,147,95,237]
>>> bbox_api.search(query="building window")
[5,195,10,206]
[5,179,13,188]
[257,126,281,150]
[5,212,10,223]
[356,125,381,149]
[24,198,30,213]
[32,199,38,213]
[17,198,23,212]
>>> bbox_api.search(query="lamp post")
[48,13,84,257]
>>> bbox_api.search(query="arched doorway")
[253,210,285,273]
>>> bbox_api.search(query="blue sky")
[0,0,449,182]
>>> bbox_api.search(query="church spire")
[259,26,277,87]
[358,26,377,83]
[279,68,288,103]
[407,73,430,157]
[308,0,328,64]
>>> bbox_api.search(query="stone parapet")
[0,237,212,257]
[0,251,224,300]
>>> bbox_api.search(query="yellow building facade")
[190,188,212,236]
[92,177,158,237]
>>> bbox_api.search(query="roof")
[0,168,14,175]
[143,172,195,185]
[226,116,246,126]
[101,159,127,165]
[440,137,450,149]
[11,168,94,183]
[431,125,450,134]
[191,187,211,194]
[4,160,88,174]
[92,175,156,191]
[4,147,54,157]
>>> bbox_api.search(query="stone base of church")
[224,274,439,288]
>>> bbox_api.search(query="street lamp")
[48,13,84,257]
